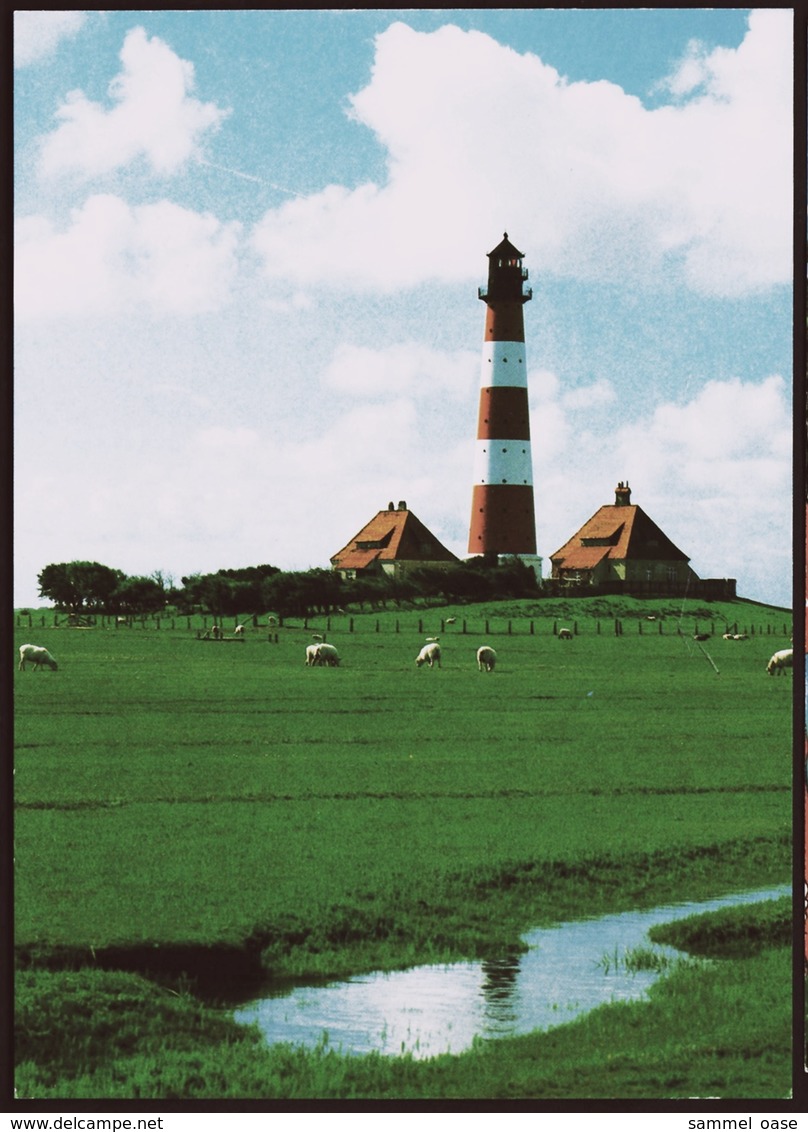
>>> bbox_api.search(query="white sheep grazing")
[766,648,793,676]
[733,633,748,641]
[305,643,321,667]
[316,642,341,667]
[311,633,323,641]
[445,617,457,625]
[18,644,58,671]
[558,628,573,641]
[722,633,735,640]
[477,645,497,672]
[233,624,245,636]
[415,641,441,668]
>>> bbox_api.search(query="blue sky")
[14,9,793,608]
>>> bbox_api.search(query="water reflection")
[233,886,787,1060]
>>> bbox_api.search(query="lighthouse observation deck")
[478,282,533,303]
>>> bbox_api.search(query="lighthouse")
[468,233,538,567]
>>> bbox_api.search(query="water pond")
[233,886,788,1060]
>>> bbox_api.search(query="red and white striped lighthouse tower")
[468,233,537,563]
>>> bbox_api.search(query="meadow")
[13,599,794,1099]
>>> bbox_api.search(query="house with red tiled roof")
[550,482,735,599]
[331,501,459,580]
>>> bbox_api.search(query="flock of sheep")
[303,637,496,671]
[17,636,794,676]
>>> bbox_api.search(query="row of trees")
[36,557,541,620]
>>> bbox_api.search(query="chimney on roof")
[397,500,407,511]
[615,481,631,506]
[387,501,395,511]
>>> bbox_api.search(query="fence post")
[418,619,423,634]
[350,618,354,633]
[485,620,490,634]
[376,620,380,633]
[463,620,467,634]
[574,621,578,636]
[638,620,642,634]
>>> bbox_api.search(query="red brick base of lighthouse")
[469,484,537,556]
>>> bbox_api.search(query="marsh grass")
[13,598,792,1098]
[596,945,682,975]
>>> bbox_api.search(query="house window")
[667,566,678,583]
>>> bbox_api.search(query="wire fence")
[15,611,793,640]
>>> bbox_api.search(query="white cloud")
[15,194,242,318]
[36,26,228,179]
[14,11,87,67]
[251,11,791,298]
[322,342,477,399]
[533,372,791,593]
[562,379,617,411]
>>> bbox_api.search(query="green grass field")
[13,599,794,1098]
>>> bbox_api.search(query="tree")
[111,576,166,615]
[38,561,124,612]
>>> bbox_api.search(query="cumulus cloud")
[15,194,242,319]
[322,342,477,399]
[14,11,87,67]
[251,10,790,298]
[36,26,228,179]
[533,371,791,590]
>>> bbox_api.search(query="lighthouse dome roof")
[487,232,524,260]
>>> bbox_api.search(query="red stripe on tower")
[468,233,537,560]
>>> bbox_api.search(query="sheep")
[766,648,793,676]
[18,644,58,671]
[692,633,711,642]
[733,633,749,641]
[558,628,573,641]
[305,643,321,667]
[425,636,440,643]
[316,642,341,667]
[722,633,735,640]
[211,625,222,640]
[445,617,457,625]
[311,633,323,642]
[415,641,441,668]
[233,624,246,636]
[476,645,497,672]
